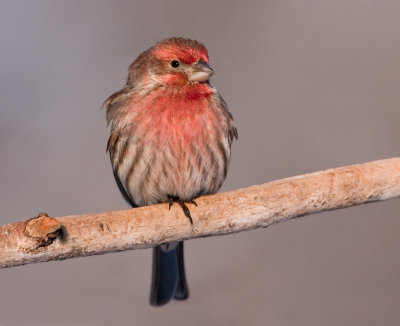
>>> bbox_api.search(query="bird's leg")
[167,196,196,225]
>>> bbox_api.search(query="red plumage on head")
[152,37,209,64]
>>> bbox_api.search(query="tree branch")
[1,158,400,269]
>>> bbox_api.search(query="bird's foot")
[168,196,197,225]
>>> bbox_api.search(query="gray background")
[1,1,400,325]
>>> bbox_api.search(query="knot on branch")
[24,213,62,248]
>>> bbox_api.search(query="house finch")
[104,37,237,306]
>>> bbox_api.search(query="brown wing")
[216,94,238,144]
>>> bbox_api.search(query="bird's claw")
[167,196,196,225]
[168,197,174,210]
[177,200,193,225]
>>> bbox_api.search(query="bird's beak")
[188,60,214,83]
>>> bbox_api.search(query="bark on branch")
[1,158,400,269]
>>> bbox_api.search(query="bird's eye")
[170,60,180,68]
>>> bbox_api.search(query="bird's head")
[128,38,214,88]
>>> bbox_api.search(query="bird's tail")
[150,241,189,306]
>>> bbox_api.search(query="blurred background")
[1,0,400,325]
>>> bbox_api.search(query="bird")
[104,37,237,306]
